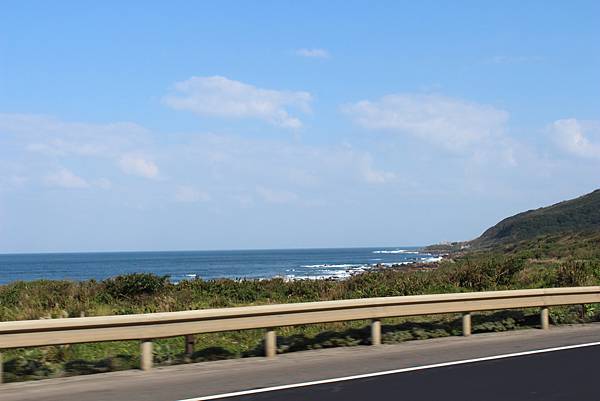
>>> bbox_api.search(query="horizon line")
[0,244,433,256]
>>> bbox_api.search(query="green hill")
[471,189,600,249]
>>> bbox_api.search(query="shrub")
[102,273,170,300]
[556,260,600,287]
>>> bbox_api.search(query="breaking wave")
[372,249,420,254]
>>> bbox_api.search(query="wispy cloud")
[342,93,509,154]
[3,111,593,251]
[256,186,298,204]
[26,140,106,157]
[0,113,398,200]
[358,155,396,184]
[0,113,148,158]
[163,76,312,129]
[118,154,159,179]
[94,178,112,189]
[551,118,600,159]
[295,48,330,59]
[44,168,90,189]
[175,185,210,203]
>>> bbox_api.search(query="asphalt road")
[4,324,600,401]
[211,346,597,401]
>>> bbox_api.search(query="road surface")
[194,345,596,400]
[3,324,600,401]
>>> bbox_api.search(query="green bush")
[102,273,170,300]
[556,260,600,287]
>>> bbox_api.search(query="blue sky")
[1,1,599,252]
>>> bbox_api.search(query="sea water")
[0,247,441,284]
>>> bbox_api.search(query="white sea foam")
[372,249,420,254]
[290,259,422,281]
[421,256,443,263]
[378,261,413,266]
[288,264,372,280]
[301,263,365,269]
[285,252,443,281]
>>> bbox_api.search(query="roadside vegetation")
[2,240,600,383]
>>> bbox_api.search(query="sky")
[1,1,599,253]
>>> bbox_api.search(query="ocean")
[0,247,441,285]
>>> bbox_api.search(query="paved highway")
[3,324,600,401]
[195,345,597,400]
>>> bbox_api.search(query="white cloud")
[26,140,105,156]
[93,178,112,190]
[256,186,298,204]
[118,155,159,179]
[295,48,330,59]
[551,118,600,159]
[1,113,399,201]
[44,168,90,189]
[162,76,312,128]
[342,93,509,152]
[0,113,148,158]
[359,158,396,184]
[5,111,584,251]
[0,175,28,191]
[175,186,210,203]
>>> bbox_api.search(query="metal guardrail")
[1,286,600,381]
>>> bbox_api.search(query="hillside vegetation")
[471,189,600,249]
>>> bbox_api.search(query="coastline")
[281,256,446,282]
[0,247,441,285]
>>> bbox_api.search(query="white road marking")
[178,341,600,400]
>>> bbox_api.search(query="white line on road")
[178,341,600,400]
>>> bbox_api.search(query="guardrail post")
[541,307,549,330]
[0,352,3,384]
[371,319,382,345]
[140,340,153,371]
[462,313,472,336]
[185,334,196,356]
[265,328,277,358]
